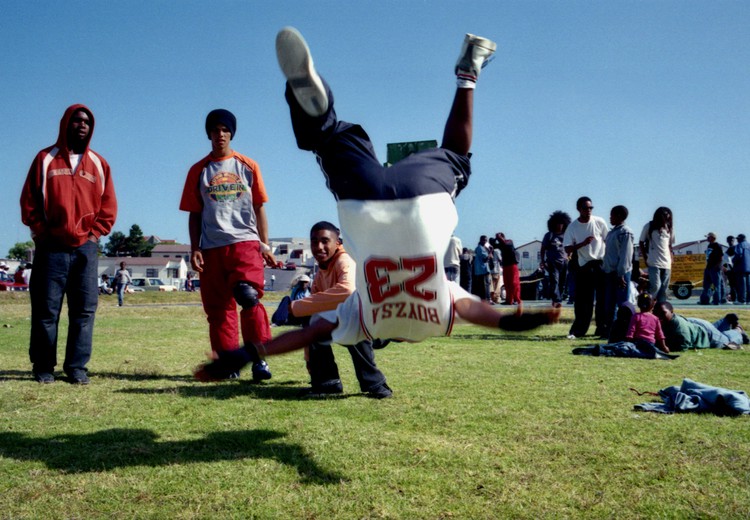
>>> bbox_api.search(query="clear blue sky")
[2,1,748,258]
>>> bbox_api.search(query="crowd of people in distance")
[0,261,32,289]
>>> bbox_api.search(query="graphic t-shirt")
[180,151,268,249]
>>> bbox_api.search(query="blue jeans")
[737,273,750,303]
[29,240,99,375]
[444,266,459,283]
[116,283,127,306]
[603,271,632,336]
[648,266,671,302]
[546,261,567,304]
[700,267,724,304]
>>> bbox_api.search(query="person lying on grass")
[195,27,560,381]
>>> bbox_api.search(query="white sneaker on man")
[276,27,329,116]
[455,33,497,87]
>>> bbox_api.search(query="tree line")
[7,224,154,260]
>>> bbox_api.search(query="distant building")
[515,240,542,275]
[269,237,314,268]
[151,243,191,262]
[98,257,187,288]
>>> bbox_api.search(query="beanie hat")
[205,109,236,138]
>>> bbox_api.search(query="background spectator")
[733,233,750,304]
[602,205,634,339]
[699,232,725,305]
[639,206,675,303]
[563,196,608,339]
[495,232,521,306]
[459,247,473,293]
[472,235,492,302]
[444,234,462,284]
[540,210,571,308]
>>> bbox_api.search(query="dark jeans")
[603,271,631,337]
[308,340,387,393]
[737,272,750,303]
[569,260,605,337]
[546,262,567,304]
[471,273,491,301]
[29,240,99,374]
[285,79,470,201]
[700,267,724,304]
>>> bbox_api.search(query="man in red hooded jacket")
[20,104,117,384]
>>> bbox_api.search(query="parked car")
[130,277,176,292]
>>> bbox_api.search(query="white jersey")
[335,192,458,342]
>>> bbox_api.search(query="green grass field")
[1,291,749,519]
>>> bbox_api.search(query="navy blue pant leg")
[64,241,99,373]
[285,78,470,202]
[29,241,98,374]
[308,340,387,393]
[29,246,67,373]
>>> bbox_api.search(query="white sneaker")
[566,334,577,340]
[455,33,497,84]
[276,27,329,116]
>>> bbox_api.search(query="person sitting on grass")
[98,274,113,295]
[626,292,669,353]
[194,27,560,382]
[572,293,675,359]
[271,273,312,327]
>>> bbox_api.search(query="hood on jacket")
[56,103,95,154]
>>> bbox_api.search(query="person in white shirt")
[563,196,609,339]
[638,207,675,303]
[444,234,463,284]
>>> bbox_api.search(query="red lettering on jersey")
[402,256,437,302]
[368,302,442,325]
[365,257,400,304]
[363,254,438,304]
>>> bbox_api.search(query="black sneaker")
[297,380,343,398]
[251,360,272,381]
[371,339,391,350]
[69,369,90,385]
[33,372,55,384]
[366,383,393,399]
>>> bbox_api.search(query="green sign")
[386,140,438,165]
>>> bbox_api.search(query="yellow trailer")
[668,254,705,299]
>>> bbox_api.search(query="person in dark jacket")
[699,232,725,305]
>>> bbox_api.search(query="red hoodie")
[20,104,117,248]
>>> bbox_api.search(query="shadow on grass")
[117,381,352,401]
[0,370,197,383]
[0,428,346,484]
